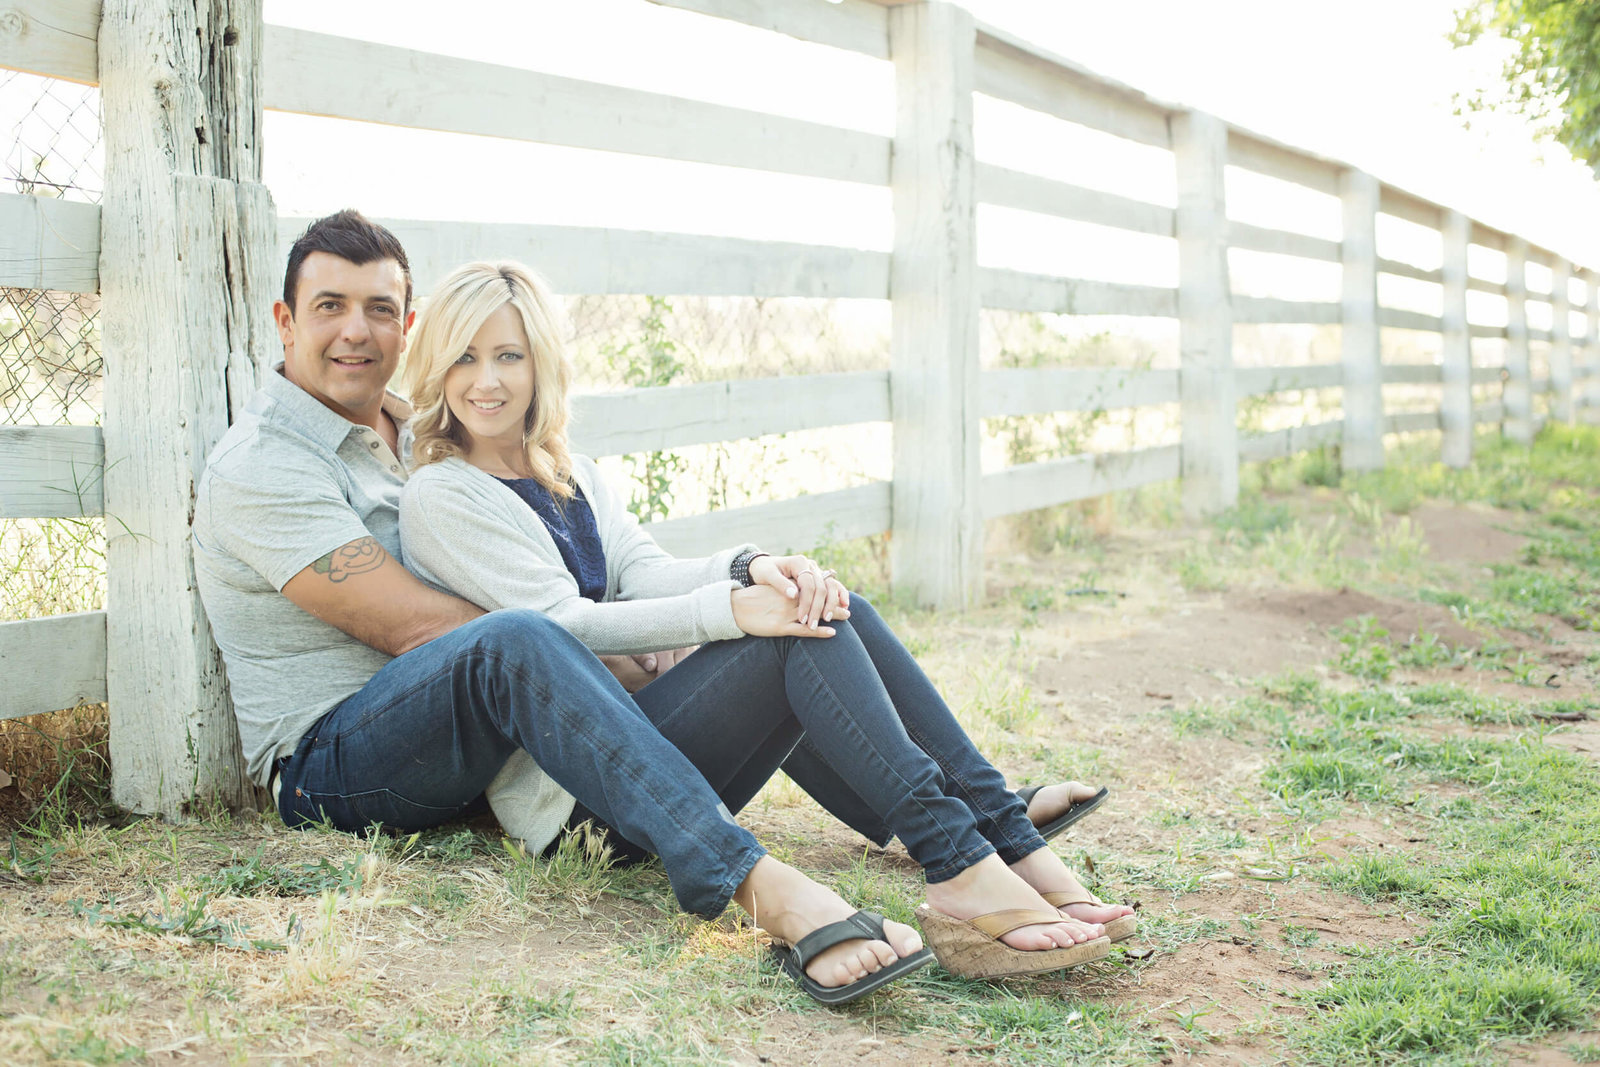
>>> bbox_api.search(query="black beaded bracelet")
[730,549,768,587]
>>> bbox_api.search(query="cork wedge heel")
[1040,892,1138,942]
[913,905,1111,979]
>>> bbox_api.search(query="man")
[189,209,929,999]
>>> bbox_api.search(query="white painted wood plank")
[1236,363,1343,396]
[1466,277,1504,295]
[1378,308,1444,333]
[1470,223,1507,251]
[1175,110,1237,518]
[1238,418,1345,463]
[0,611,107,719]
[1228,222,1340,262]
[263,26,890,186]
[1470,324,1508,339]
[282,218,891,300]
[1504,236,1533,444]
[0,425,103,517]
[1385,410,1441,435]
[888,3,979,609]
[1378,257,1442,284]
[981,367,1179,417]
[976,164,1174,236]
[1474,401,1505,425]
[1232,297,1342,324]
[1531,375,1551,395]
[1382,363,1444,385]
[570,372,889,457]
[1377,185,1443,229]
[0,0,99,84]
[647,482,890,557]
[1472,366,1504,385]
[0,193,100,292]
[973,27,1171,148]
[1342,170,1383,472]
[1225,130,1341,194]
[980,444,1181,519]
[644,0,889,58]
[980,269,1179,317]
[1528,327,1554,343]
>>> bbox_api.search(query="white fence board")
[1473,366,1505,385]
[1232,297,1342,324]
[977,164,1174,236]
[0,0,99,84]
[0,611,107,720]
[0,193,100,292]
[1386,410,1441,435]
[0,425,104,518]
[1382,364,1444,385]
[1466,277,1505,295]
[973,27,1171,148]
[647,482,890,557]
[263,27,890,186]
[1378,185,1443,229]
[571,372,889,456]
[1228,222,1340,262]
[1378,258,1441,283]
[1475,402,1505,424]
[1470,324,1509,339]
[1237,363,1343,395]
[981,367,1178,417]
[281,217,889,300]
[981,269,1178,317]
[1238,418,1344,463]
[981,444,1180,519]
[1379,308,1444,333]
[1226,130,1341,194]
[645,0,889,58]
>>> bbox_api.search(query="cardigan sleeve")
[577,458,755,602]
[399,466,745,655]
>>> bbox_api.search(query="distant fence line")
[0,0,1592,817]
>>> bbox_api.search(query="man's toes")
[867,939,898,969]
[883,919,923,958]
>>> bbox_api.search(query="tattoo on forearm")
[312,537,388,583]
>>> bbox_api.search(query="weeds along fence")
[1,0,1596,817]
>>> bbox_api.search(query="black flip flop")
[770,909,933,1005]
[1019,784,1109,841]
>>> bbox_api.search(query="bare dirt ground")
[3,490,1598,1065]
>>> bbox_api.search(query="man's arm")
[281,535,483,656]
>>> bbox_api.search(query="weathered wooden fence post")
[887,1,981,609]
[1440,210,1473,468]
[1503,236,1533,445]
[100,0,278,816]
[1340,169,1383,470]
[1172,110,1237,518]
[1550,259,1573,423]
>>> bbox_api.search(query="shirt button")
[370,441,379,449]
[390,465,400,472]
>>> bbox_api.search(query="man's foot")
[1022,781,1100,831]
[924,853,1104,949]
[734,856,923,991]
[1009,848,1135,927]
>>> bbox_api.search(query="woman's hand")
[747,553,851,629]
[731,584,849,638]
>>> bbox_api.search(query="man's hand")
[281,536,483,656]
[604,646,698,693]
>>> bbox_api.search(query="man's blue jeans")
[275,609,765,918]
[578,596,1048,884]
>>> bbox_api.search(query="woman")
[397,262,1135,986]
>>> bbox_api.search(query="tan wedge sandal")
[913,905,1111,979]
[1040,892,1138,943]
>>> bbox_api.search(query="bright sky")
[259,0,1600,296]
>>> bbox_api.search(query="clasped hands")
[733,552,851,637]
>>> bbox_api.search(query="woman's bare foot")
[1021,781,1100,830]
[1009,848,1135,927]
[733,856,923,991]
[923,854,1105,950]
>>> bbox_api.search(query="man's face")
[274,252,412,421]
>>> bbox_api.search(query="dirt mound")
[1411,503,1528,567]
[1249,588,1483,648]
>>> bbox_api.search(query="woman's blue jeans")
[274,609,765,918]
[585,595,1047,883]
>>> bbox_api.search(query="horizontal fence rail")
[0,612,107,721]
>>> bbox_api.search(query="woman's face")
[442,302,536,452]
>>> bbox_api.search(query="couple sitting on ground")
[192,210,1136,1003]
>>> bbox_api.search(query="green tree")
[1451,1,1600,168]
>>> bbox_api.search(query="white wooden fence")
[0,0,1594,816]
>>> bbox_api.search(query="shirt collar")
[260,363,413,450]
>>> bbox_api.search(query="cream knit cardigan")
[398,454,755,853]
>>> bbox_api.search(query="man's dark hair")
[282,209,412,315]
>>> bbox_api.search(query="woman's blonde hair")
[406,260,575,498]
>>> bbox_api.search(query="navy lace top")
[495,478,606,602]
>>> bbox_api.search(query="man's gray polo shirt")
[192,366,414,787]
